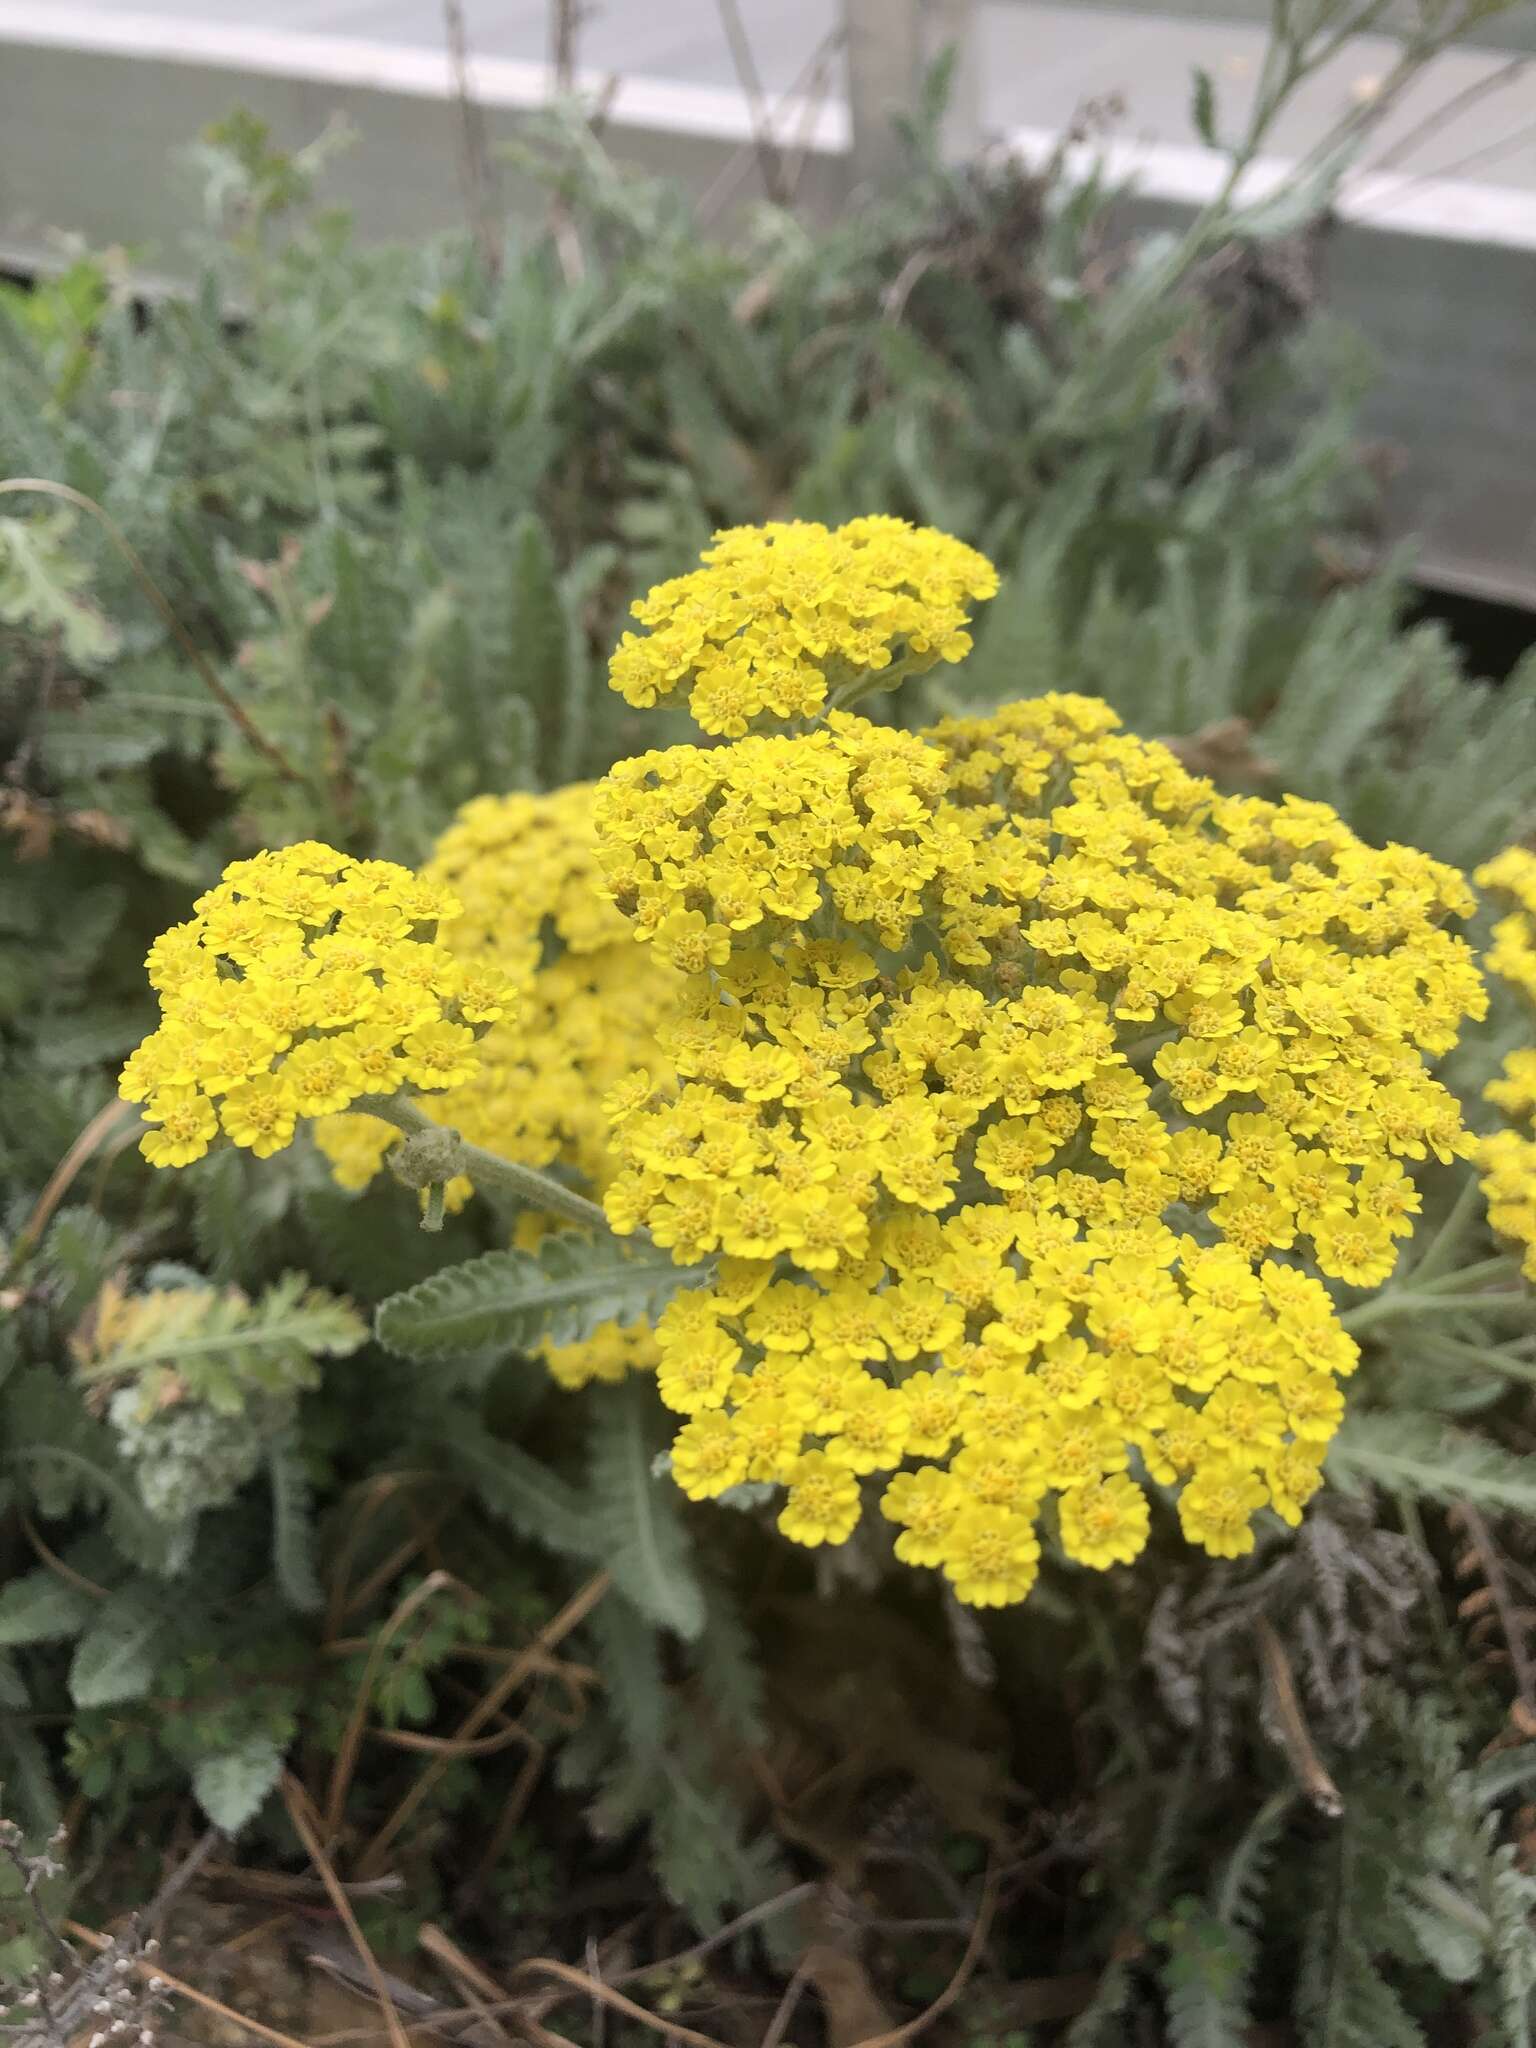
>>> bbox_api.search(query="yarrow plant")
[315,784,679,1384]
[315,786,677,1218]
[119,841,513,1169]
[607,516,999,736]
[120,518,1494,1611]
[591,519,1488,1605]
[1474,845,1536,1281]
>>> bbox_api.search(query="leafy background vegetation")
[3,14,1536,2036]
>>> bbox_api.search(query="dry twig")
[1256,1615,1344,1819]
[281,1774,412,2048]
[4,1099,137,1280]
[358,1570,611,1877]
[68,1922,310,2048]
[712,0,790,205]
[1452,1504,1536,1722]
[443,0,501,278]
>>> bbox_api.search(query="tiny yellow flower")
[670,1412,749,1499]
[1058,1474,1150,1570]
[940,1507,1041,1608]
[777,1452,861,1547]
[399,1020,481,1091]
[140,1087,219,1168]
[219,1072,299,1157]
[280,1038,365,1117]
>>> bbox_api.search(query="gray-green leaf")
[375,1234,709,1360]
[589,1380,706,1640]
[0,1569,93,1648]
[68,1592,161,1707]
[192,1732,286,1832]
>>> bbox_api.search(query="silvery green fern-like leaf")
[375,1234,707,1360]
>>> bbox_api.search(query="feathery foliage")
[375,1235,708,1360]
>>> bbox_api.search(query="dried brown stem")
[281,1773,412,2048]
[357,1569,611,1878]
[505,1956,733,2048]
[443,0,501,277]
[845,1857,1000,2048]
[1256,1614,1344,1819]
[613,1881,819,1987]
[68,1922,310,2048]
[324,1567,473,1835]
[5,1098,136,1279]
[1453,1504,1536,1718]
[713,0,789,205]
[419,1923,518,2045]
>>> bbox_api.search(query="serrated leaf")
[0,1570,93,1648]
[649,1750,790,1932]
[2,1367,174,1576]
[431,1407,596,1560]
[68,1590,161,1707]
[1403,1900,1482,1984]
[72,1271,366,1413]
[0,511,119,665]
[191,1147,293,1283]
[507,510,571,777]
[192,1732,285,1832]
[590,1379,706,1640]
[1475,1747,1536,1807]
[1159,1899,1255,2048]
[376,1234,709,1360]
[269,1438,322,1613]
[40,1206,119,1327]
[588,1593,670,1760]
[1329,1414,1536,1517]
[691,1572,768,1747]
[0,1715,60,1835]
[0,1656,26,1711]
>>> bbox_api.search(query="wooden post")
[842,0,980,190]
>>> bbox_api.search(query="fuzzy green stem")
[1418,1332,1536,1385]
[1408,1168,1485,1288]
[1340,1280,1528,1337]
[825,651,923,715]
[353,1092,612,1235]
[1416,1255,1520,1292]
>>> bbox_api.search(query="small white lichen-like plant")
[123,517,1493,1608]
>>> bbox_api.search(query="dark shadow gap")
[1408,582,1536,685]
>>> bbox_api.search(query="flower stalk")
[353,1092,612,1235]
[1339,1267,1526,1336]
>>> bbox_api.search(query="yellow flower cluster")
[312,787,679,1387]
[607,516,999,736]
[1475,846,1536,1282]
[120,842,510,1169]
[540,1314,660,1392]
[595,687,1485,1604]
[1480,847,1536,1008]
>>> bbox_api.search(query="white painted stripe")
[0,4,852,149]
[1002,127,1536,252]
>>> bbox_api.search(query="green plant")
[2,4,1536,2037]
